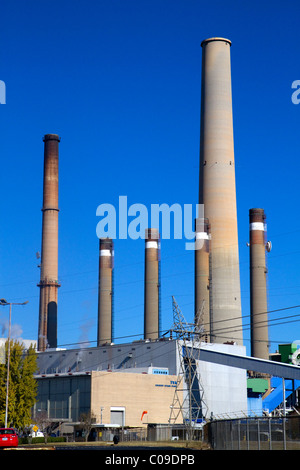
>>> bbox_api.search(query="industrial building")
[32,339,248,435]
[10,37,298,438]
[32,337,300,437]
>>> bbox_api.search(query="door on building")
[110,407,125,426]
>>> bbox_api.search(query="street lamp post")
[0,298,28,428]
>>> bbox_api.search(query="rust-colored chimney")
[38,134,60,351]
[249,208,270,360]
[144,228,160,340]
[97,238,114,345]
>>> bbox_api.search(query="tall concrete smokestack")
[144,228,160,340]
[199,38,243,344]
[249,208,270,360]
[97,238,114,345]
[195,217,211,341]
[38,134,60,352]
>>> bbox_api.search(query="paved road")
[55,445,200,466]
[55,445,188,450]
[15,444,204,466]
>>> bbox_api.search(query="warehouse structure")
[33,340,248,434]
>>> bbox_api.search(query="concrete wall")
[199,343,248,418]
[91,371,179,428]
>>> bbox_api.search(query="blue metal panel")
[263,379,300,413]
[248,397,263,417]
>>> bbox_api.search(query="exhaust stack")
[199,38,243,344]
[249,208,270,360]
[195,217,211,340]
[38,134,60,351]
[144,228,160,340]
[97,238,114,345]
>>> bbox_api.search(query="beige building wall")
[91,371,181,428]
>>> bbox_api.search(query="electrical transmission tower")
[169,296,208,440]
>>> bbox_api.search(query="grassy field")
[18,440,211,450]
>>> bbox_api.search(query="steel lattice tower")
[169,297,207,440]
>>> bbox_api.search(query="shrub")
[18,436,66,445]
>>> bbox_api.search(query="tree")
[34,410,56,443]
[79,411,96,442]
[0,340,37,429]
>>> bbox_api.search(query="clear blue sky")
[0,0,300,356]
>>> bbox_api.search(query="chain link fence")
[206,416,300,450]
[97,427,147,442]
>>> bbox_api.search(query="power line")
[54,306,300,351]
[5,299,300,349]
